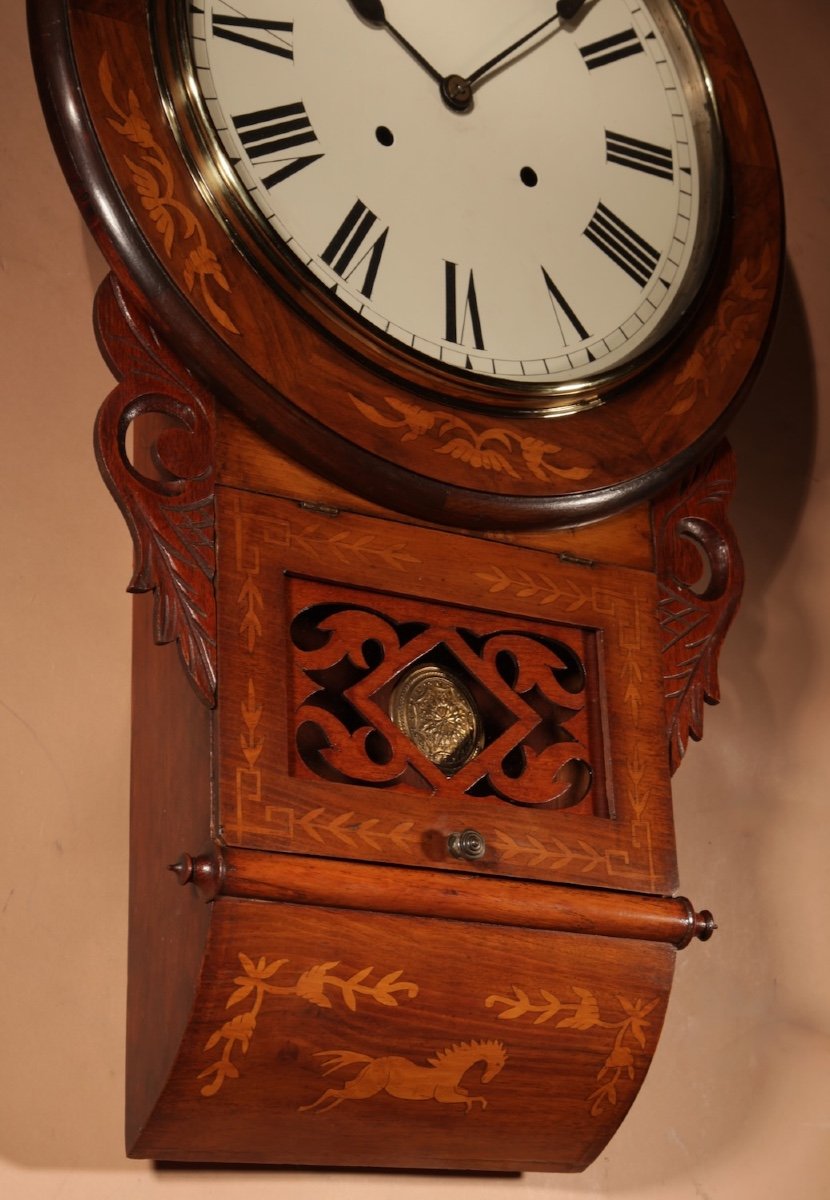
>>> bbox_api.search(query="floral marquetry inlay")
[98,54,239,335]
[486,984,660,1117]
[200,952,418,1097]
[351,393,593,484]
[490,828,649,883]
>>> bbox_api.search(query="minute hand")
[466,0,586,88]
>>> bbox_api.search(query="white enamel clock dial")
[182,0,722,392]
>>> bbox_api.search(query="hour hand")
[346,0,444,87]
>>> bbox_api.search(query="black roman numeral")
[211,14,294,58]
[606,130,674,180]
[233,103,323,188]
[541,268,590,342]
[321,199,389,300]
[580,29,643,70]
[444,263,485,350]
[584,203,660,288]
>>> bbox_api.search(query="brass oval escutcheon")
[389,664,484,774]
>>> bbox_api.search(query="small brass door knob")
[447,829,486,861]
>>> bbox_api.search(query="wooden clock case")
[30,0,782,1172]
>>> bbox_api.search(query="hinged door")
[217,489,676,894]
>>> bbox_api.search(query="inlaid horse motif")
[299,1039,507,1114]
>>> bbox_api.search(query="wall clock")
[30,0,782,1172]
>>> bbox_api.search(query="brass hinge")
[298,500,340,518]
[558,551,596,568]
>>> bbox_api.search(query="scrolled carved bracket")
[654,442,744,773]
[93,275,217,706]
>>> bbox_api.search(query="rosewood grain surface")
[130,897,676,1170]
[118,359,216,1149]
[125,589,214,1150]
[216,487,678,894]
[215,407,657,572]
[78,242,746,1173]
[178,844,715,948]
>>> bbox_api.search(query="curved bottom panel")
[129,896,675,1171]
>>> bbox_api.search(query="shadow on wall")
[588,256,818,1195]
[721,254,818,803]
[730,259,817,592]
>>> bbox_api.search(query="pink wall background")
[2,1,828,1196]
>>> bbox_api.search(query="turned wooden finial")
[168,849,224,900]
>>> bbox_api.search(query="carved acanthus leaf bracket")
[654,442,744,773]
[93,275,217,706]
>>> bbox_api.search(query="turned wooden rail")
[171,844,716,948]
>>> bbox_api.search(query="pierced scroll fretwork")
[93,275,217,705]
[289,582,598,811]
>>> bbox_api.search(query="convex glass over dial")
[175,0,722,394]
